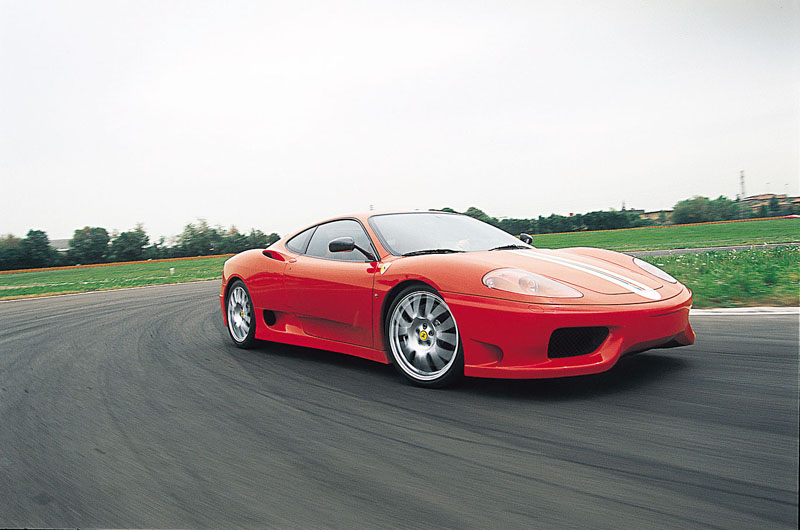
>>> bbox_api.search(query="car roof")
[320,210,458,224]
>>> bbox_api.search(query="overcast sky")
[1,0,797,240]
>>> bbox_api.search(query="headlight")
[633,258,677,284]
[482,269,583,298]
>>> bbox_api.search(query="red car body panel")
[220,212,695,379]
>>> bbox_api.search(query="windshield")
[368,212,531,256]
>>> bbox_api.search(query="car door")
[284,219,377,348]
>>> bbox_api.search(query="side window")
[305,220,374,262]
[285,227,315,253]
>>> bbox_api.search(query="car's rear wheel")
[226,280,255,348]
[386,285,463,387]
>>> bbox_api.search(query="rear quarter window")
[285,227,315,253]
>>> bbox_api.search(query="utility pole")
[740,170,746,198]
[739,170,747,219]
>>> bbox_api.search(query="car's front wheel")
[226,279,256,348]
[386,285,463,387]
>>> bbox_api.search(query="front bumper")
[444,287,694,379]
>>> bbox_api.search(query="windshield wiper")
[402,248,464,257]
[488,244,531,251]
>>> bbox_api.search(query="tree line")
[1,193,795,272]
[0,221,280,271]
[441,206,654,236]
[441,194,795,235]
[670,195,792,224]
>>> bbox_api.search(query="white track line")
[0,279,221,303]
[691,307,799,316]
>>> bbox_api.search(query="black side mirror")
[328,236,377,261]
[329,237,355,253]
[519,233,533,244]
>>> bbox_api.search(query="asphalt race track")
[1,282,797,528]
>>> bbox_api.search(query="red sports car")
[220,211,694,387]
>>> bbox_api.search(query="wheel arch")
[379,279,435,359]
[224,274,246,300]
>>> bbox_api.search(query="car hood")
[490,248,661,295]
[381,247,677,305]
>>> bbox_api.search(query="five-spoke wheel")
[226,280,255,348]
[386,286,463,387]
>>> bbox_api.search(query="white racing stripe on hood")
[511,250,662,300]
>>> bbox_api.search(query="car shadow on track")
[234,339,395,377]
[455,353,688,400]
[228,336,689,401]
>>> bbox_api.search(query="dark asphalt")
[0,282,797,529]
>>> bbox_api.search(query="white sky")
[1,0,798,240]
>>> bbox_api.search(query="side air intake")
[547,327,609,358]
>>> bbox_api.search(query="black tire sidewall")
[385,285,464,388]
[226,279,256,349]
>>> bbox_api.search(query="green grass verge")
[532,218,800,251]
[0,256,228,300]
[643,246,799,308]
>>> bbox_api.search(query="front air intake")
[547,327,609,358]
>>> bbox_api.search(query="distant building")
[640,210,672,223]
[741,193,799,215]
[48,239,70,252]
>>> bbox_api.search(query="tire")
[225,279,256,348]
[386,285,463,388]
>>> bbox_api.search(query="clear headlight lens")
[482,269,583,298]
[633,258,677,284]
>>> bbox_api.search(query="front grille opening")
[548,327,609,359]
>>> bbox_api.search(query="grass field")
[643,246,799,308]
[0,256,228,300]
[532,218,800,251]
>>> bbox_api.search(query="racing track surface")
[1,282,797,528]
